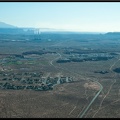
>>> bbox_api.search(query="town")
[0,71,73,91]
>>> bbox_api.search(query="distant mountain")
[0,22,35,34]
[105,32,120,35]
[0,22,17,28]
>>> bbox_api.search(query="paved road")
[50,52,103,118]
[50,53,61,66]
[78,80,103,118]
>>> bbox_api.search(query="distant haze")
[0,22,106,34]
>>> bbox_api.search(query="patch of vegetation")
[113,68,120,73]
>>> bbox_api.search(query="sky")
[0,2,120,32]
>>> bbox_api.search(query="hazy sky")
[0,2,120,32]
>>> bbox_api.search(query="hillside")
[0,22,17,28]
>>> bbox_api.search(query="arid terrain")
[0,33,120,118]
